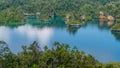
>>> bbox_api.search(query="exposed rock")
[65,14,71,24]
[100,11,104,16]
[81,15,86,20]
[99,11,106,19]
[107,15,114,21]
[99,15,106,19]
[66,14,71,19]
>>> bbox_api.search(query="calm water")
[0,18,120,63]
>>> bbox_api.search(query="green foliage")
[0,7,24,23]
[0,41,120,68]
[0,0,120,23]
[85,16,92,21]
[0,41,99,68]
[111,23,120,30]
[0,41,6,44]
[68,20,80,25]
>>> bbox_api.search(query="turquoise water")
[0,18,120,63]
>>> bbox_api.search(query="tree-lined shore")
[0,0,120,25]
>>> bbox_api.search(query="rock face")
[99,11,106,19]
[66,14,71,19]
[99,11,114,21]
[65,14,71,24]
[81,15,86,20]
[107,15,114,21]
[99,15,106,19]
[100,11,104,16]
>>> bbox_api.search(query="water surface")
[0,18,120,63]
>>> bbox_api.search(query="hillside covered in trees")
[0,0,120,23]
[0,41,120,68]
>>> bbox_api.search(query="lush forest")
[0,0,120,24]
[0,41,120,68]
[0,1,120,68]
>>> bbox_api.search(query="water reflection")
[111,31,120,41]
[66,25,80,35]
[99,19,105,27]
[0,19,120,63]
[66,21,87,35]
[27,16,66,28]
[0,25,54,53]
[0,26,10,42]
[17,25,54,45]
[98,19,114,30]
[107,21,114,27]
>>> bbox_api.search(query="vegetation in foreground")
[0,41,120,68]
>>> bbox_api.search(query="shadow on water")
[26,16,66,28]
[0,18,116,35]
[0,16,82,35]
[0,22,25,28]
[66,25,81,35]
[0,16,66,28]
[66,21,88,35]
[98,19,120,41]
[111,31,120,41]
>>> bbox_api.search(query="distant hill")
[0,0,120,23]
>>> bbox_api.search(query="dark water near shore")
[0,17,120,63]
